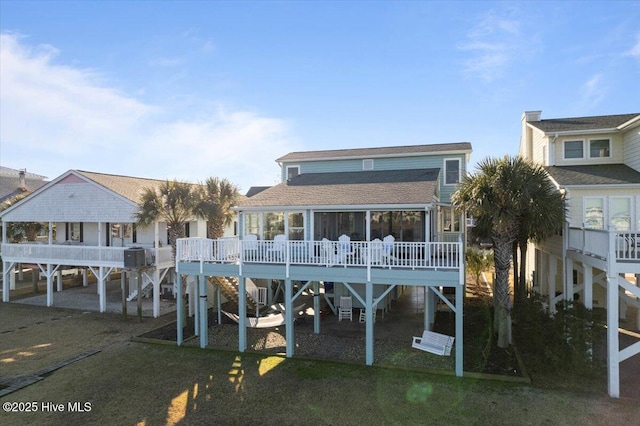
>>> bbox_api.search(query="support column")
[2,261,11,302]
[313,281,320,334]
[57,270,63,292]
[285,278,294,357]
[199,273,208,348]
[177,273,184,346]
[10,267,16,290]
[584,265,593,309]
[153,269,160,318]
[423,286,430,331]
[238,276,247,352]
[46,264,53,307]
[194,276,200,337]
[365,280,374,365]
[82,268,88,287]
[99,267,106,313]
[121,271,127,319]
[455,282,464,377]
[606,274,620,398]
[565,257,574,302]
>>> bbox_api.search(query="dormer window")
[286,166,300,180]
[589,139,610,158]
[563,140,584,159]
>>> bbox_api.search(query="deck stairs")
[208,276,263,312]
[126,274,153,301]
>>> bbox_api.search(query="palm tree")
[513,167,566,304]
[195,177,240,240]
[452,156,565,348]
[135,180,197,253]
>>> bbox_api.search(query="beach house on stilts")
[175,142,471,375]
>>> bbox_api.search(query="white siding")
[623,126,640,172]
[3,181,137,223]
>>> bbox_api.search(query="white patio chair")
[337,234,355,264]
[338,295,352,321]
[321,238,338,266]
[382,235,396,267]
[359,305,377,323]
[364,238,383,265]
[243,234,259,261]
[267,234,286,261]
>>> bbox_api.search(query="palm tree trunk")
[493,239,512,348]
[517,238,529,304]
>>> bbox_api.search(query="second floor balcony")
[176,237,462,271]
[0,242,174,269]
[567,227,640,272]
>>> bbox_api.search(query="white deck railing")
[176,237,462,270]
[0,243,174,268]
[567,227,640,262]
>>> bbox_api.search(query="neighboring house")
[519,111,640,398]
[0,166,47,204]
[0,170,209,317]
[175,142,471,376]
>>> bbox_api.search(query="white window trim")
[286,165,300,181]
[363,159,374,170]
[443,158,461,186]
[563,139,585,160]
[588,138,611,159]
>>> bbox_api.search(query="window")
[263,212,285,240]
[610,197,631,231]
[589,139,610,158]
[314,212,365,241]
[370,211,425,242]
[288,212,304,240]
[564,140,584,159]
[362,159,374,170]
[444,159,460,185]
[67,222,83,242]
[286,166,299,180]
[245,213,260,238]
[584,198,604,229]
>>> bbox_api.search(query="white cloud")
[627,35,640,59]
[0,33,296,191]
[581,74,607,107]
[458,10,525,82]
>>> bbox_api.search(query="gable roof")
[545,165,640,187]
[237,168,440,209]
[528,113,640,134]
[277,142,472,163]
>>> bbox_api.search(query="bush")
[513,295,606,377]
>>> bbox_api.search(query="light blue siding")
[281,153,467,203]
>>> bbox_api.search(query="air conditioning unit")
[124,247,146,268]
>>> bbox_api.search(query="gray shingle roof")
[0,167,48,203]
[75,170,186,203]
[277,142,472,162]
[237,169,440,208]
[529,113,639,133]
[545,165,640,186]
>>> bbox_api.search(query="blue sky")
[1,1,639,192]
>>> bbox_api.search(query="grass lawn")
[4,342,640,426]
